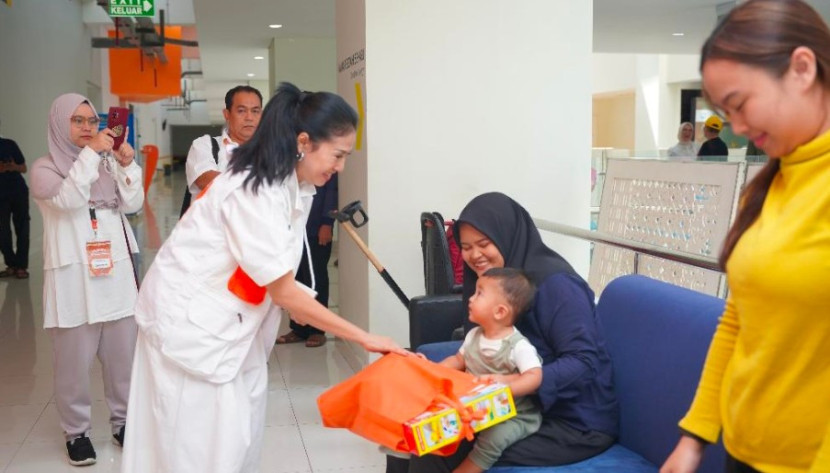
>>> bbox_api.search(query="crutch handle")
[329,201,368,228]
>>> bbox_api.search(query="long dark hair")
[700,0,830,268]
[229,82,358,193]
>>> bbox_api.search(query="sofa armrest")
[408,294,464,349]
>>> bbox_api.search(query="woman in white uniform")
[30,93,143,466]
[121,82,407,473]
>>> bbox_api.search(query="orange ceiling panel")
[109,26,182,103]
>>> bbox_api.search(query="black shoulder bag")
[179,136,219,218]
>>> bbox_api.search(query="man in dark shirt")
[0,125,30,279]
[276,174,338,347]
[697,115,729,162]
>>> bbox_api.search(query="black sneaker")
[112,425,125,447]
[66,434,96,466]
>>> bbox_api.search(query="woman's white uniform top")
[31,146,144,328]
[134,168,315,383]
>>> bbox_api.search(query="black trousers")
[387,416,615,473]
[0,190,30,270]
[289,236,333,338]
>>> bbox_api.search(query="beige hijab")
[47,93,119,208]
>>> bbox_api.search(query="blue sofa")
[414,275,728,473]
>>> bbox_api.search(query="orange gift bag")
[317,353,480,455]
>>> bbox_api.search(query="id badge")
[86,240,113,277]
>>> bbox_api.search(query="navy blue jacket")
[306,174,338,237]
[516,272,620,437]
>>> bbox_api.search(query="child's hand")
[473,374,508,385]
[414,352,427,360]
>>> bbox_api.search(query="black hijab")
[455,192,578,310]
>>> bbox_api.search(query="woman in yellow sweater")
[661,1,830,472]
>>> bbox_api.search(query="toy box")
[402,383,516,456]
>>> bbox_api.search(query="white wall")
[205,80,270,124]
[336,0,370,364]
[593,53,701,152]
[341,0,594,349]
[269,38,337,96]
[133,102,172,159]
[666,54,702,84]
[593,53,639,95]
[165,102,212,126]
[0,1,92,161]
[633,54,662,153]
[92,25,120,112]
[248,80,270,101]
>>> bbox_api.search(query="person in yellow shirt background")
[661,0,830,472]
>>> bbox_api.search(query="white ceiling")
[189,0,825,74]
[192,0,334,83]
[190,0,730,120]
[594,0,723,54]
[85,0,830,121]
[594,0,830,54]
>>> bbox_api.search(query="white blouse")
[31,146,144,328]
[135,169,315,383]
[185,130,237,194]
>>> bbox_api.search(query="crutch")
[330,201,410,308]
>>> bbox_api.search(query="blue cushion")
[488,445,657,473]
[417,340,461,362]
[598,275,727,472]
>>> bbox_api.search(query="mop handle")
[340,222,384,272]
[331,201,411,308]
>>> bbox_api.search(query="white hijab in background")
[667,122,699,160]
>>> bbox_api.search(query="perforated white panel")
[588,159,742,297]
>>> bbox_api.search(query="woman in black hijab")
[402,192,619,472]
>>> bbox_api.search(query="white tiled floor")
[0,168,385,472]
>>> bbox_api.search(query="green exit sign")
[109,0,154,17]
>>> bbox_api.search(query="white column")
[0,1,90,160]
[336,0,594,359]
[336,0,370,367]
[270,38,337,93]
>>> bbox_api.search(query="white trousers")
[121,314,277,473]
[49,316,138,441]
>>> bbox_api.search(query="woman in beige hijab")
[30,93,143,466]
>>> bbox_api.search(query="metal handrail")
[532,218,723,273]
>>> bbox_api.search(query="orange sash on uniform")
[195,180,268,305]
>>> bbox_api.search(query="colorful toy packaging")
[402,382,517,456]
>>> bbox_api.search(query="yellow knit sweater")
[679,130,830,473]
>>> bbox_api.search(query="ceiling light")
[672,32,685,36]
[247,73,255,77]
[254,56,264,60]
[269,24,283,29]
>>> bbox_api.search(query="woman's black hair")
[229,82,359,193]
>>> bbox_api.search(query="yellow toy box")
[402,383,517,456]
